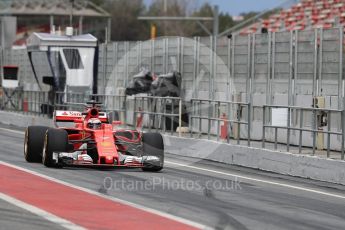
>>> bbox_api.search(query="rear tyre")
[42,128,68,168]
[24,126,49,163]
[141,133,164,172]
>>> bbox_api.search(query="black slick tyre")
[141,133,164,172]
[24,126,49,163]
[42,128,68,168]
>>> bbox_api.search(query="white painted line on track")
[0,160,207,230]
[0,127,25,135]
[0,192,86,230]
[165,161,345,200]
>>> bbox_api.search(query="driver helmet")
[87,118,102,129]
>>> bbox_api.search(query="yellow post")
[150,24,156,40]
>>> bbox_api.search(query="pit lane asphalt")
[1,124,345,230]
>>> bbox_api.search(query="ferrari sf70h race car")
[24,101,164,171]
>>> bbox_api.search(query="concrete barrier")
[1,110,345,185]
[0,111,53,128]
[163,135,345,185]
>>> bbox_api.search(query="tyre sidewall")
[24,126,49,162]
[42,128,68,167]
[142,133,164,171]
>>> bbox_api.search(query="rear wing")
[54,110,109,123]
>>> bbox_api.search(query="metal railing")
[190,99,251,146]
[0,89,51,116]
[1,90,345,160]
[132,96,182,135]
[262,105,344,160]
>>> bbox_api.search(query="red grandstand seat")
[302,0,313,7]
[313,22,333,29]
[237,0,344,34]
[240,28,251,35]
[290,25,306,31]
[340,16,345,24]
[292,3,303,12]
[268,27,279,32]
[262,19,270,27]
[286,17,297,22]
[321,9,332,15]
[333,3,344,9]
[296,14,305,21]
[315,1,324,7]
[312,8,320,16]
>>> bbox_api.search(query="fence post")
[247,103,251,147]
[133,97,137,127]
[179,99,182,137]
[299,110,303,154]
[227,37,231,101]
[327,111,331,158]
[312,108,317,156]
[209,36,213,100]
[338,27,343,110]
[193,37,199,99]
[318,29,323,96]
[124,95,127,125]
[313,29,318,101]
[342,109,345,160]
[227,101,231,144]
[100,44,105,94]
[163,38,167,73]
[125,42,129,88]
[199,101,202,137]
[190,99,193,138]
[163,98,167,133]
[262,105,266,148]
[172,99,176,135]
[217,101,220,142]
[287,107,291,152]
[179,37,184,87]
[237,104,240,145]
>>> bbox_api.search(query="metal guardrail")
[0,89,51,116]
[132,96,182,135]
[1,90,345,160]
[262,105,345,160]
[190,99,251,146]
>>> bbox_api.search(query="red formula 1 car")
[24,101,164,171]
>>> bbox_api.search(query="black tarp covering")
[125,69,153,96]
[151,71,181,97]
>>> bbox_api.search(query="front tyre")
[24,126,49,163]
[42,128,68,168]
[141,133,164,172]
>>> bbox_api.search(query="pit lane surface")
[1,125,345,230]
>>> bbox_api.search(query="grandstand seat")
[239,0,345,35]
[313,23,333,29]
